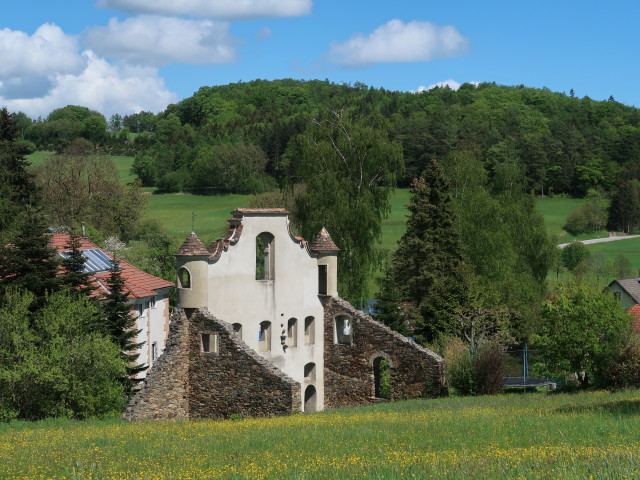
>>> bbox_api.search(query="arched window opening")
[373,357,391,399]
[304,362,316,382]
[255,232,275,280]
[178,267,191,289]
[335,315,353,345]
[286,318,297,347]
[258,321,271,352]
[232,323,242,339]
[318,265,328,295]
[304,385,317,413]
[304,316,315,345]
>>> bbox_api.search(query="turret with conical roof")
[310,227,339,297]
[175,232,209,308]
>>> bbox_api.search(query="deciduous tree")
[538,283,630,388]
[288,110,403,303]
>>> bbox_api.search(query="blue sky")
[1,0,637,118]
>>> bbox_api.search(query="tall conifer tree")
[376,159,468,343]
[59,233,94,297]
[101,259,145,392]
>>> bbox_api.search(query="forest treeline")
[16,79,640,197]
[16,79,640,231]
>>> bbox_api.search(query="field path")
[557,234,640,248]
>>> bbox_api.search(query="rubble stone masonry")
[322,296,446,409]
[124,308,301,421]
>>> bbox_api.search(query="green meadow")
[28,153,640,276]
[2,389,640,479]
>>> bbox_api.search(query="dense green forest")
[17,80,640,196]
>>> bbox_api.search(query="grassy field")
[2,389,640,479]
[26,152,137,185]
[535,196,608,242]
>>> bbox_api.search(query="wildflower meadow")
[2,389,640,479]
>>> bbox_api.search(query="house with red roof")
[608,278,640,331]
[49,234,174,377]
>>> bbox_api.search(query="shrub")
[561,241,591,271]
[444,337,477,395]
[607,331,640,389]
[475,342,508,395]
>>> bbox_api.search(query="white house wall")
[133,292,171,378]
[205,214,325,411]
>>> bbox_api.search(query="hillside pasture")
[2,390,640,479]
[26,152,137,185]
[535,196,609,241]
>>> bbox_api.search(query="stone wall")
[124,308,301,421]
[322,296,446,409]
[123,309,190,421]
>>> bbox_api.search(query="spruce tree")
[0,107,37,235]
[376,159,468,343]
[101,258,145,392]
[0,209,60,306]
[59,233,94,297]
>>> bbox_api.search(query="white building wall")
[133,292,172,378]
[204,213,326,411]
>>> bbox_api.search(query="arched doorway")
[304,385,317,413]
[373,356,391,399]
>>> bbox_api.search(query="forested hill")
[120,79,639,198]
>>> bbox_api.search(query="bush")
[565,201,607,235]
[607,331,640,389]
[561,241,591,271]
[475,343,508,395]
[444,337,509,396]
[444,337,477,395]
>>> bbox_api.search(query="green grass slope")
[2,390,640,479]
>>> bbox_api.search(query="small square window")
[201,333,218,353]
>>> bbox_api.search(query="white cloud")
[84,16,239,67]
[96,0,312,20]
[412,79,480,93]
[0,24,84,77]
[0,25,177,119]
[327,19,468,67]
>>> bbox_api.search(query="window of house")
[232,323,242,339]
[178,267,191,289]
[335,315,353,345]
[286,318,297,347]
[151,342,158,361]
[318,265,328,295]
[258,321,271,352]
[255,233,275,280]
[304,316,315,345]
[138,301,150,317]
[201,333,218,354]
[304,362,316,382]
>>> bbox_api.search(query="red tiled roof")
[175,232,209,256]
[309,227,340,253]
[49,234,174,300]
[630,305,640,331]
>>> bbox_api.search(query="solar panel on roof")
[59,248,114,273]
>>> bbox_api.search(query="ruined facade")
[125,209,444,421]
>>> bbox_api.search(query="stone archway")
[304,385,317,413]
[370,352,393,400]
